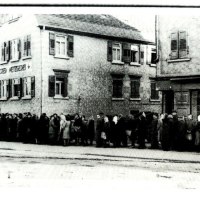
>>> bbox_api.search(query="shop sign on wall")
[0,68,7,74]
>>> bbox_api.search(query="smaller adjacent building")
[157,16,200,119]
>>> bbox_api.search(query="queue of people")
[0,111,200,152]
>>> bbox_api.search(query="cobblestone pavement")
[0,141,199,191]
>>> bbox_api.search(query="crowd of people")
[0,110,200,152]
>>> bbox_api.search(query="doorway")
[163,90,174,114]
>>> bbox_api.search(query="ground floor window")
[11,78,21,97]
[112,77,123,98]
[0,80,8,98]
[150,81,159,100]
[130,78,140,99]
[49,71,69,98]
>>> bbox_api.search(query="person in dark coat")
[118,114,127,147]
[87,115,95,145]
[73,113,82,145]
[150,113,159,149]
[81,115,88,145]
[101,115,110,147]
[161,114,173,151]
[137,112,147,149]
[185,114,196,151]
[171,110,179,150]
[110,115,119,147]
[38,113,49,144]
[95,112,104,147]
[31,114,39,144]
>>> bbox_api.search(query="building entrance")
[163,90,174,114]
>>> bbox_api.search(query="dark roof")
[35,14,151,44]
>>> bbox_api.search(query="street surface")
[0,141,200,192]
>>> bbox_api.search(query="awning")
[156,80,172,91]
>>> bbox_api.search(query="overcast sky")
[113,14,156,42]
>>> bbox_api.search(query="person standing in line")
[48,115,56,145]
[194,115,200,152]
[87,115,95,145]
[137,112,147,149]
[110,115,119,147]
[157,114,164,147]
[185,114,196,151]
[95,113,104,147]
[150,113,159,149]
[60,114,71,146]
[101,115,110,147]
[73,113,82,145]
[81,115,88,145]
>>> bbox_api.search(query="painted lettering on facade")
[9,64,26,73]
[0,68,7,74]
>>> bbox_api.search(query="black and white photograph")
[0,1,199,197]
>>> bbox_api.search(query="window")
[0,80,8,98]
[112,43,122,62]
[55,35,67,57]
[55,77,64,96]
[23,35,31,58]
[130,45,139,63]
[151,48,157,64]
[11,39,20,61]
[150,81,159,100]
[130,79,140,99]
[11,78,20,98]
[170,31,188,59]
[23,77,31,97]
[49,71,69,98]
[112,77,123,98]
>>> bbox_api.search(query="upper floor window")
[151,48,156,64]
[107,41,144,65]
[11,39,21,61]
[170,31,188,60]
[112,43,122,62]
[130,45,139,63]
[23,35,31,58]
[49,32,74,58]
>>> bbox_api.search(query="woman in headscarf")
[60,114,71,146]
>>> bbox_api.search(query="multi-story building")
[156,16,200,119]
[0,14,160,117]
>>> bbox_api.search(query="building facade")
[0,14,160,117]
[156,16,200,119]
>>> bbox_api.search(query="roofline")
[38,25,153,45]
[156,74,200,81]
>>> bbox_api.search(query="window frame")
[150,81,159,101]
[130,78,141,99]
[55,77,64,97]
[0,80,8,100]
[11,78,20,99]
[11,39,19,62]
[112,76,123,99]
[112,43,122,63]
[130,45,139,64]
[55,34,68,58]
[23,77,31,99]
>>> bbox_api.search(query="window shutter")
[151,82,155,99]
[49,75,55,97]
[146,46,152,64]
[122,43,131,63]
[27,35,31,56]
[170,32,178,59]
[135,80,140,98]
[0,81,1,98]
[31,76,35,97]
[18,39,21,59]
[140,45,144,65]
[5,42,9,61]
[49,32,55,55]
[179,31,187,58]
[63,76,68,97]
[21,78,24,98]
[6,79,11,98]
[10,41,12,60]
[1,43,4,62]
[107,41,112,61]
[23,36,27,57]
[67,35,74,57]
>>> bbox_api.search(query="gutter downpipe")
[40,25,45,116]
[155,15,159,79]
